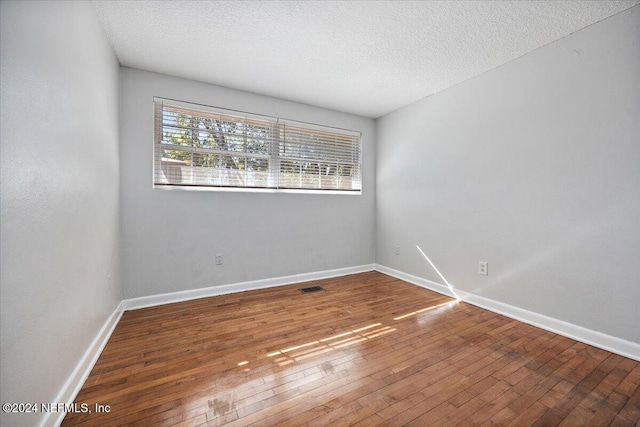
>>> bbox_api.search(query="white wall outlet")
[215,254,224,265]
[479,261,488,276]
[395,245,400,255]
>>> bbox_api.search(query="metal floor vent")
[299,285,324,294]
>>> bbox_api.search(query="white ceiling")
[93,0,639,118]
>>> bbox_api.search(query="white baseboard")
[122,264,377,311]
[375,264,640,362]
[375,264,458,299]
[40,302,124,427]
[458,290,640,362]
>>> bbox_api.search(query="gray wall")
[376,5,640,343]
[0,1,121,426]
[120,68,376,299]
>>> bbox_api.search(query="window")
[153,98,362,193]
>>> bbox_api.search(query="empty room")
[1,0,639,426]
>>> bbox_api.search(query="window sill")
[153,184,362,195]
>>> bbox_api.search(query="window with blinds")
[154,98,362,193]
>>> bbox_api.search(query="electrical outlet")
[479,261,488,276]
[107,274,112,289]
[215,254,224,266]
[395,245,400,255]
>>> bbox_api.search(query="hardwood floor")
[62,271,640,426]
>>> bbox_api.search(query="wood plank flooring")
[62,271,640,426]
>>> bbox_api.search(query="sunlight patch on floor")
[393,300,458,321]
[261,322,397,367]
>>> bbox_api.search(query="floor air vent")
[299,285,324,294]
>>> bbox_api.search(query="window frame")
[153,97,362,195]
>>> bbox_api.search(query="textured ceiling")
[93,0,639,118]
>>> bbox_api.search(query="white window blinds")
[154,98,362,193]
